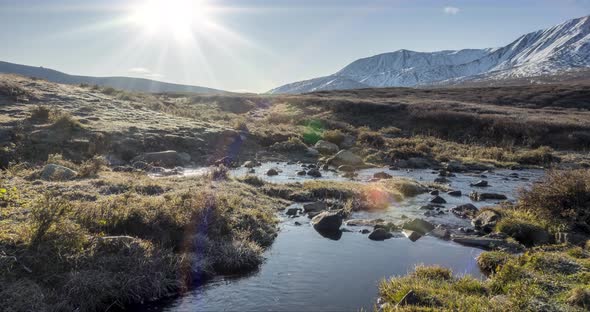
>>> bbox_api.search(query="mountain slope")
[270,15,590,94]
[0,61,226,94]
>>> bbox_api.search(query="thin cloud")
[443,6,460,15]
[128,67,163,79]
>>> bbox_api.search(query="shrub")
[516,169,590,230]
[270,137,308,152]
[240,175,265,187]
[477,251,511,276]
[46,153,77,169]
[29,194,74,246]
[102,87,117,95]
[496,218,549,247]
[50,111,82,131]
[29,106,50,122]
[512,146,560,165]
[322,129,345,145]
[567,287,590,309]
[207,165,229,181]
[78,156,107,178]
[380,126,402,137]
[358,129,385,148]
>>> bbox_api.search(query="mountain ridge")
[0,60,226,94]
[270,15,590,94]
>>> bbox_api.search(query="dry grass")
[0,165,284,311]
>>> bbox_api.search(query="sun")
[130,0,209,39]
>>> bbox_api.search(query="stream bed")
[157,163,544,311]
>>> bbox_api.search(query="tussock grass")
[0,166,283,311]
[380,247,590,311]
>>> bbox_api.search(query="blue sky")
[0,0,588,92]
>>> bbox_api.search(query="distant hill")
[270,15,590,93]
[0,61,226,94]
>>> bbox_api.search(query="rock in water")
[40,164,78,181]
[373,171,393,180]
[314,140,340,155]
[447,190,462,197]
[430,225,450,240]
[328,150,364,167]
[472,210,502,233]
[303,202,327,213]
[451,203,479,219]
[285,207,301,216]
[402,218,435,234]
[471,180,489,187]
[266,168,279,176]
[429,190,439,196]
[430,196,446,204]
[470,192,507,201]
[402,230,423,242]
[311,211,343,233]
[307,168,322,177]
[368,228,393,241]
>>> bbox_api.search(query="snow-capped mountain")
[269,15,590,94]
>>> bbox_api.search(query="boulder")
[306,148,320,157]
[285,207,301,216]
[452,236,524,252]
[447,190,462,197]
[451,203,479,219]
[311,211,343,233]
[429,190,439,196]
[402,230,423,242]
[328,150,364,167]
[40,164,78,181]
[243,160,261,168]
[471,180,489,187]
[402,218,435,235]
[132,150,189,168]
[345,219,383,227]
[337,165,355,172]
[430,196,447,204]
[373,171,393,180]
[314,140,340,155]
[297,170,307,176]
[266,168,279,176]
[430,225,450,240]
[470,192,507,201]
[472,210,502,233]
[303,202,327,213]
[307,168,322,178]
[368,228,393,241]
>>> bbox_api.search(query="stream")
[156,163,544,311]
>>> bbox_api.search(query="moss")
[477,251,512,276]
[495,217,550,247]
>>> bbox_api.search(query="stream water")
[157,163,544,311]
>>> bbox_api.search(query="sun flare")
[131,0,209,39]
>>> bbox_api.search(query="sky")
[0,0,589,92]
